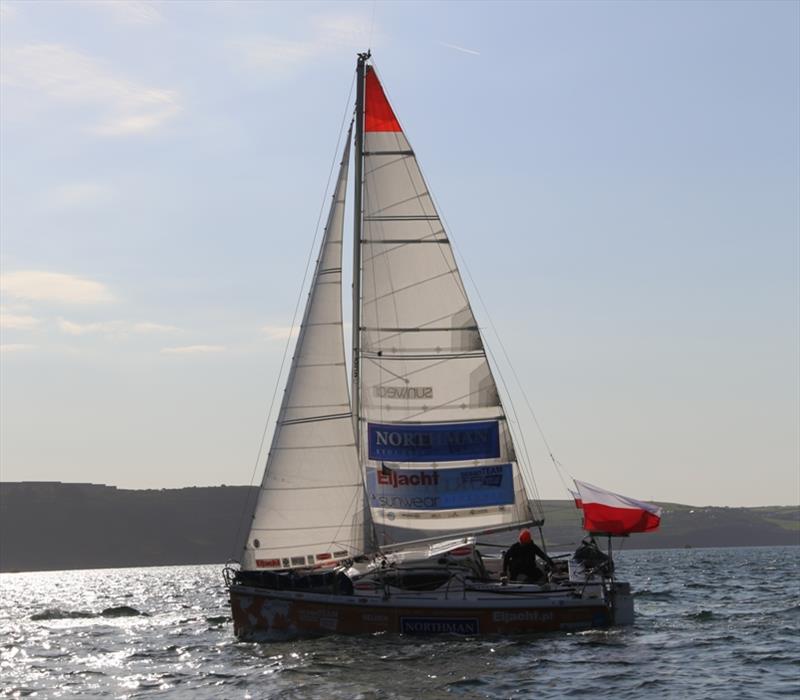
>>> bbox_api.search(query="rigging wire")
[367,0,378,51]
[230,71,357,561]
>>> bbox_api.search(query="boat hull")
[229,584,618,639]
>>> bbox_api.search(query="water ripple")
[0,547,798,698]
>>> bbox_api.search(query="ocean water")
[1,546,797,699]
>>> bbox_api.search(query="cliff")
[0,482,797,572]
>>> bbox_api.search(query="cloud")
[160,345,225,355]
[0,3,18,21]
[1,43,180,135]
[0,343,36,353]
[130,322,179,334]
[262,324,300,341]
[229,14,377,80]
[76,0,164,24]
[49,182,113,208]
[1,271,115,304]
[439,42,481,56]
[0,312,40,330]
[57,319,179,336]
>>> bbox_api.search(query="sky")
[0,0,797,507]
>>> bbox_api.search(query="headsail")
[242,129,368,570]
[356,65,535,545]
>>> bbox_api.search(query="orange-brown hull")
[229,585,613,639]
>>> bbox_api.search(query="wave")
[633,590,675,600]
[30,609,95,621]
[30,605,146,621]
[100,606,146,617]
[687,610,715,621]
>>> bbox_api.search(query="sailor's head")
[518,529,532,544]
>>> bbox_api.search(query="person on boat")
[573,536,613,576]
[502,529,554,583]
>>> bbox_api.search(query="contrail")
[439,42,481,56]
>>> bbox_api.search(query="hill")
[0,482,797,572]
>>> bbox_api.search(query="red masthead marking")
[365,66,401,132]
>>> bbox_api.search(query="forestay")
[242,131,369,571]
[357,66,534,545]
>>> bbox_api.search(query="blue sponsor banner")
[367,464,514,510]
[400,617,479,635]
[367,421,500,462]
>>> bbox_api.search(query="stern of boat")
[611,581,634,626]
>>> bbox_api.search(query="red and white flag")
[568,489,583,509]
[573,480,662,535]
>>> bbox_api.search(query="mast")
[352,51,369,450]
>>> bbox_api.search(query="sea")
[1,546,797,699]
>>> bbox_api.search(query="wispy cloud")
[76,0,164,25]
[0,3,18,21]
[439,42,481,56]
[160,345,225,355]
[262,324,299,341]
[1,43,180,135]
[57,319,179,336]
[229,14,377,80]
[0,312,41,330]
[1,271,115,304]
[49,182,114,209]
[0,343,36,353]
[131,322,179,334]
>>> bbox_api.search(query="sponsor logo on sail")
[366,464,514,510]
[373,386,433,400]
[255,558,281,568]
[368,421,500,462]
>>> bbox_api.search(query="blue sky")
[1,0,797,506]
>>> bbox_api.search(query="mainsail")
[242,130,369,570]
[355,65,535,545]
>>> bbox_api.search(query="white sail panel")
[242,132,368,570]
[358,66,533,545]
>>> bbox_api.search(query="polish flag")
[573,480,662,535]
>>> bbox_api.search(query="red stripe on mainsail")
[581,502,661,535]
[365,67,401,132]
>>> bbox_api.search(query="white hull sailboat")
[226,52,656,640]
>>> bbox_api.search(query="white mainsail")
[242,131,369,571]
[356,66,534,545]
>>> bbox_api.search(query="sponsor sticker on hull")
[400,617,479,635]
[367,421,500,462]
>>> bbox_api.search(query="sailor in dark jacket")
[502,529,554,583]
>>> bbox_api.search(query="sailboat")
[225,52,660,639]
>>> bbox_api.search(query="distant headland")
[0,482,797,573]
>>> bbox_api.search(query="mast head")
[357,50,371,63]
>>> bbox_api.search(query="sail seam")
[363,239,448,245]
[362,326,478,332]
[364,215,439,222]
[292,362,347,368]
[271,443,356,450]
[362,268,458,305]
[363,150,414,155]
[280,412,352,426]
[258,484,362,493]
[362,351,484,360]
